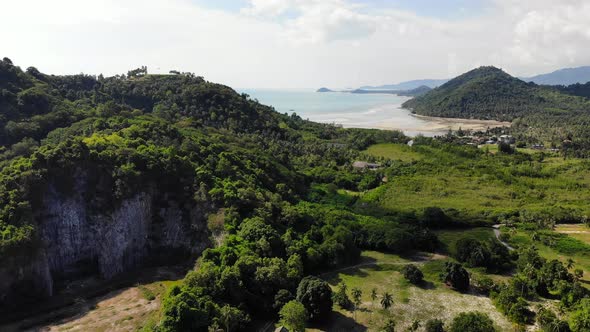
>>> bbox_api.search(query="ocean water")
[240,89,444,136]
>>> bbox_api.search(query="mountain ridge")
[523,66,590,85]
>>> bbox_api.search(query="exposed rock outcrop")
[0,172,210,309]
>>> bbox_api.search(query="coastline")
[339,107,511,136]
[408,113,511,132]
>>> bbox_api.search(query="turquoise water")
[240,89,441,136]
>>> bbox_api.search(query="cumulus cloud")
[492,0,590,72]
[243,0,378,43]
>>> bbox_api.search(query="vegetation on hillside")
[403,66,590,157]
[5,57,590,331]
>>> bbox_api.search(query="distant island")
[316,85,431,97]
[316,87,334,92]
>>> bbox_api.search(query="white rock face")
[0,174,209,305]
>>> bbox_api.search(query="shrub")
[333,282,352,309]
[449,312,496,332]
[442,262,470,292]
[402,264,424,284]
[381,318,396,332]
[425,318,445,332]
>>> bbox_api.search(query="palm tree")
[566,258,575,270]
[381,292,393,310]
[351,287,362,319]
[370,288,378,313]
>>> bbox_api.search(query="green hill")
[402,66,590,122]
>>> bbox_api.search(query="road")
[492,224,515,251]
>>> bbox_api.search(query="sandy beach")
[371,113,511,135]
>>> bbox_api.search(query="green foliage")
[570,299,590,332]
[455,238,513,272]
[401,264,424,285]
[449,312,496,332]
[380,318,396,332]
[333,282,351,309]
[442,262,469,292]
[424,319,445,332]
[279,300,308,332]
[296,276,333,321]
[380,292,393,310]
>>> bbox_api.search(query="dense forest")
[0,58,439,330]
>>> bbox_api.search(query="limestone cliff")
[0,172,210,308]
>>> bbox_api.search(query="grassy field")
[556,224,590,244]
[364,143,423,162]
[434,227,497,256]
[361,143,590,221]
[312,250,512,331]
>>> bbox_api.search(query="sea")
[239,89,447,136]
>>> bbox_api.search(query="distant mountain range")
[522,66,590,85]
[360,79,448,90]
[354,66,590,92]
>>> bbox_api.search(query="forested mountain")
[402,66,590,156]
[0,58,440,329]
[403,66,587,121]
[523,66,590,85]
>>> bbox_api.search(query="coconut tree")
[381,292,393,310]
[370,288,377,307]
[351,287,362,319]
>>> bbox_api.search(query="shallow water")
[240,89,492,136]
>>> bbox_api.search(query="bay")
[240,89,509,136]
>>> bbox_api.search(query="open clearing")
[3,267,185,332]
[556,224,590,243]
[312,250,512,331]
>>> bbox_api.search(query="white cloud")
[243,0,378,44]
[1,0,589,88]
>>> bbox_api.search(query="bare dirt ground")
[40,286,161,332]
[2,266,187,332]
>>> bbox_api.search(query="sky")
[1,0,590,89]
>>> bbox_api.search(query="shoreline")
[338,108,511,136]
[407,114,511,133]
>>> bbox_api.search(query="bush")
[442,262,470,292]
[455,238,490,267]
[425,318,445,332]
[381,318,396,332]
[471,275,496,295]
[333,282,352,309]
[449,312,496,332]
[402,264,424,284]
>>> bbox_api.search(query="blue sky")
[2,0,589,88]
[195,0,491,19]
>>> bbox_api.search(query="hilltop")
[403,66,590,122]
